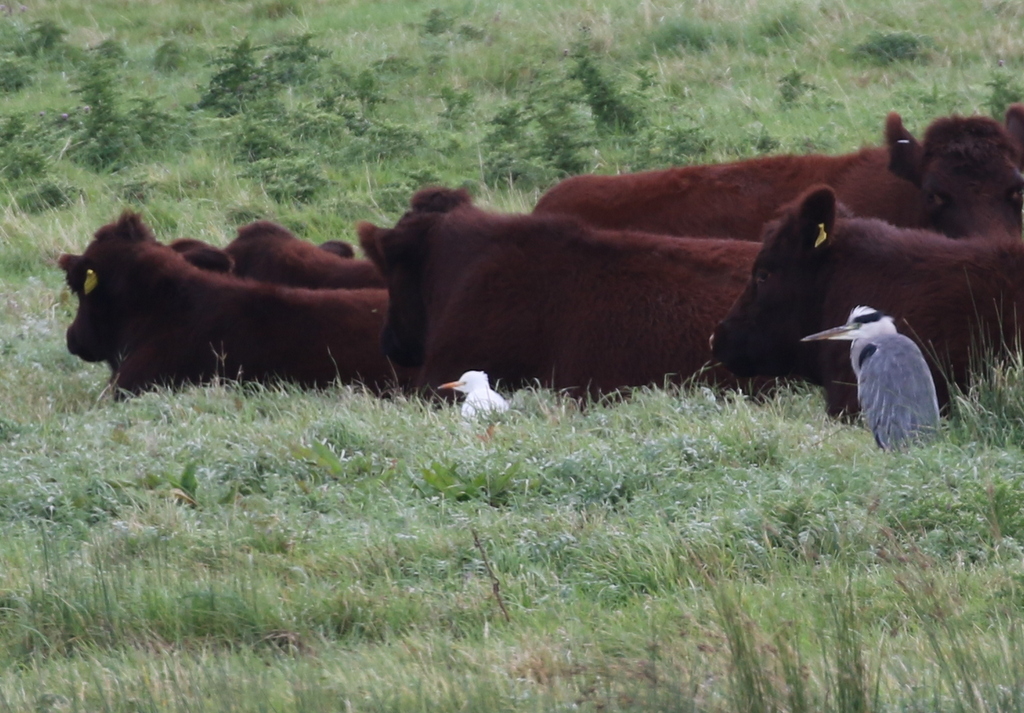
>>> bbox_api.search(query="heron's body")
[439,370,509,419]
[803,306,939,450]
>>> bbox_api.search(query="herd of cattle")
[57,104,1024,418]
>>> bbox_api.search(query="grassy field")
[3,0,1024,710]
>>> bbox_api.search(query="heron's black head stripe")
[852,311,884,325]
[858,342,878,368]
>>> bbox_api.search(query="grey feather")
[853,334,939,451]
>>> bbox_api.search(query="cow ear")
[795,186,837,252]
[57,253,81,274]
[1005,103,1024,163]
[115,212,157,243]
[886,112,925,186]
[357,222,386,268]
[359,216,432,270]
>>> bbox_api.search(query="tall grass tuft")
[948,350,1024,447]
[714,583,780,713]
[822,581,872,713]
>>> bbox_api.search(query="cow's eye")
[754,269,770,284]
[1009,187,1023,206]
[928,192,948,209]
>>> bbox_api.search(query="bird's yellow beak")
[801,324,858,342]
[439,380,465,390]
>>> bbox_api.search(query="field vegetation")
[2,0,1024,710]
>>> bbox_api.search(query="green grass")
[3,0,1024,709]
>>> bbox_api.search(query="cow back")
[535,107,1024,243]
[362,189,761,395]
[227,220,384,289]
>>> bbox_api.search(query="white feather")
[441,370,509,419]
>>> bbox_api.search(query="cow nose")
[66,327,80,357]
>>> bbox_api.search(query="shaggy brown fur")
[60,213,409,394]
[712,185,1024,415]
[535,106,1024,243]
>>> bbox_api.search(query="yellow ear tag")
[813,223,828,248]
[83,269,98,295]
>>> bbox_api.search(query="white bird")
[801,305,940,451]
[439,370,509,419]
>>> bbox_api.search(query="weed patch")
[854,31,930,64]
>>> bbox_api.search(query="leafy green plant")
[569,41,641,133]
[986,70,1024,119]
[481,70,597,187]
[778,69,814,106]
[346,117,423,162]
[0,54,32,92]
[632,122,714,168]
[23,19,68,57]
[649,16,737,54]
[247,155,326,203]
[234,115,291,162]
[262,33,329,86]
[456,23,486,41]
[351,68,385,113]
[854,31,929,64]
[197,36,267,116]
[438,85,473,128]
[90,38,127,64]
[0,115,48,181]
[170,462,199,507]
[421,8,455,37]
[153,39,186,73]
[413,460,519,506]
[71,57,140,169]
[16,178,80,212]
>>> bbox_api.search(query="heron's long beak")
[439,380,465,390]
[801,324,858,342]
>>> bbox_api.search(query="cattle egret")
[439,370,509,419]
[801,306,939,451]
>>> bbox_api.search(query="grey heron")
[439,370,510,420]
[801,306,939,450]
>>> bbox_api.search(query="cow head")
[358,187,473,368]
[59,212,172,370]
[712,186,839,379]
[887,105,1024,241]
[357,216,433,367]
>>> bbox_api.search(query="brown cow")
[534,106,1024,242]
[59,213,409,395]
[710,185,1024,416]
[226,221,384,288]
[358,187,761,394]
[168,222,383,289]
